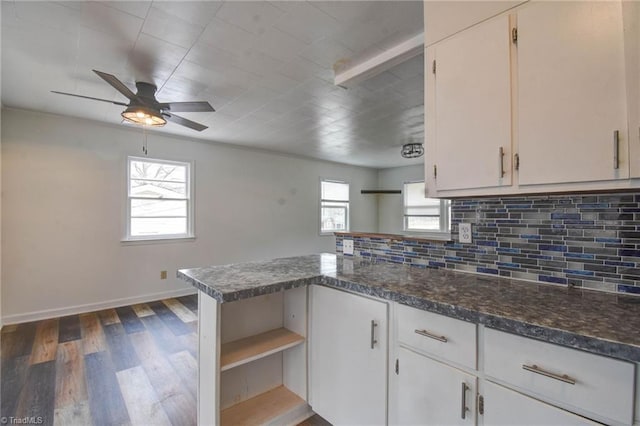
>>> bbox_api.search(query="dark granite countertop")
[177,253,640,363]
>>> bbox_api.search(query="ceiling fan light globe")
[121,106,166,127]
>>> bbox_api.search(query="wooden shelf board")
[221,385,306,426]
[221,327,305,371]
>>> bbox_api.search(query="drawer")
[396,303,476,369]
[484,328,635,425]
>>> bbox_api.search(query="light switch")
[343,239,354,255]
[459,223,472,244]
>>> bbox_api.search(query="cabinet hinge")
[433,164,437,178]
[432,59,436,74]
[512,27,518,44]
[514,153,520,171]
[395,358,399,375]
[478,395,484,415]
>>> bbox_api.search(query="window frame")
[124,156,195,242]
[403,180,451,238]
[319,178,350,236]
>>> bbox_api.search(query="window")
[404,181,450,234]
[126,156,193,240]
[320,179,349,234]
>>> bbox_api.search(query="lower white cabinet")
[482,381,597,425]
[309,285,388,425]
[392,347,476,425]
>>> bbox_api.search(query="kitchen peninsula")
[178,254,640,425]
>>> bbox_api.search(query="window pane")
[406,216,441,231]
[131,199,187,218]
[321,181,349,201]
[130,160,186,182]
[130,179,187,199]
[321,206,347,232]
[131,218,187,236]
[405,182,441,215]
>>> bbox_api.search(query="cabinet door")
[429,14,512,192]
[483,381,597,425]
[309,286,388,425]
[517,1,628,185]
[392,347,476,426]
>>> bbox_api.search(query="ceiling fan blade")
[158,101,215,113]
[51,91,128,106]
[164,113,208,132]
[93,69,136,100]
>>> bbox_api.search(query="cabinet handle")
[414,328,447,343]
[499,147,505,177]
[461,382,470,419]
[370,320,378,349]
[522,364,576,385]
[613,130,620,170]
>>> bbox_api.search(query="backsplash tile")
[336,192,640,295]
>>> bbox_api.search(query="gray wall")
[1,108,378,322]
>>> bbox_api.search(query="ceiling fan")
[52,70,214,131]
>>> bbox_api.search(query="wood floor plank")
[116,366,172,426]
[53,401,91,426]
[178,329,198,359]
[1,355,30,419]
[131,303,155,318]
[84,351,131,426]
[168,350,198,400]
[102,323,140,372]
[148,301,191,336]
[79,313,107,355]
[163,298,197,324]
[140,315,185,355]
[130,331,196,426]
[97,309,120,326]
[115,306,146,334]
[176,294,198,313]
[58,315,82,343]
[2,321,37,359]
[2,324,19,333]
[15,360,56,426]
[30,319,59,365]
[55,340,87,409]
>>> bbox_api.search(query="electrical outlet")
[343,239,354,255]
[160,270,168,280]
[459,223,472,244]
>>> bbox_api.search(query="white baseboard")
[1,287,198,325]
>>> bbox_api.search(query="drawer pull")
[522,364,576,385]
[461,382,470,419]
[370,320,378,349]
[414,329,448,343]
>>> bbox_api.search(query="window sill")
[121,236,196,246]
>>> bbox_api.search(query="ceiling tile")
[80,2,144,44]
[99,1,151,19]
[142,5,204,49]
[14,1,80,34]
[151,1,223,28]
[215,1,284,35]
[272,1,341,44]
[128,33,188,85]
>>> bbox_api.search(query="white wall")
[376,164,424,234]
[1,108,378,323]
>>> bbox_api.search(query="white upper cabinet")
[517,1,629,185]
[427,15,512,192]
[424,0,638,197]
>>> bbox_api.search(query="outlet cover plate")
[459,223,472,244]
[343,239,354,255]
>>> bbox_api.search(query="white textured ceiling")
[1,1,424,168]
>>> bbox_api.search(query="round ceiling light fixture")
[401,142,424,159]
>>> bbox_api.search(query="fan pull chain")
[142,126,148,155]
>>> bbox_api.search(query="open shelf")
[220,327,305,371]
[221,385,307,426]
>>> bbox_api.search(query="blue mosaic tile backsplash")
[336,192,640,295]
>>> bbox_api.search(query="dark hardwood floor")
[1,295,199,426]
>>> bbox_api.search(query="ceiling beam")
[334,32,424,88]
